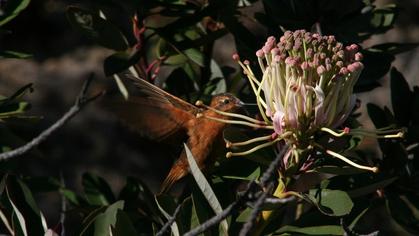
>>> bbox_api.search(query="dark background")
[0,0,418,226]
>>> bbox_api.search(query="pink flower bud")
[232,53,240,61]
[256,49,264,57]
[271,48,279,56]
[339,67,349,75]
[301,61,310,70]
[344,127,350,134]
[355,52,363,61]
[285,57,294,65]
[317,65,326,75]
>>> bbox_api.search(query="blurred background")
[0,0,418,227]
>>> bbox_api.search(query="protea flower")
[195,30,404,173]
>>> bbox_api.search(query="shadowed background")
[0,0,418,230]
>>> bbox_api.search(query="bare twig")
[0,75,102,161]
[341,218,379,236]
[239,183,273,236]
[183,145,289,236]
[184,193,248,236]
[155,204,183,236]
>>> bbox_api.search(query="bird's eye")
[222,99,230,104]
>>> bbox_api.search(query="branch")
[155,203,182,236]
[239,183,273,236]
[183,145,290,236]
[0,75,102,161]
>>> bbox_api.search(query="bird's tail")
[159,163,187,194]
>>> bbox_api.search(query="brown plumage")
[106,75,243,193]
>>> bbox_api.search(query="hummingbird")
[106,75,244,193]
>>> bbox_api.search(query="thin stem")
[199,114,274,130]
[196,101,266,124]
[325,149,378,173]
[226,138,281,158]
[226,134,273,148]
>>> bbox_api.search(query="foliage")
[1,0,419,235]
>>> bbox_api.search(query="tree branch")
[239,183,273,236]
[156,203,183,236]
[0,75,102,161]
[183,145,290,236]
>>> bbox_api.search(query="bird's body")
[106,75,243,193]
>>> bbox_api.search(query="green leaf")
[66,6,128,51]
[370,43,419,55]
[183,48,204,67]
[0,0,30,26]
[348,177,397,198]
[275,225,344,235]
[112,210,138,236]
[184,143,229,234]
[221,167,260,181]
[113,74,129,100]
[61,188,83,206]
[104,50,141,76]
[9,197,28,236]
[3,177,47,235]
[0,50,31,59]
[305,189,353,216]
[236,207,252,222]
[387,194,419,234]
[367,103,390,128]
[391,67,413,126]
[155,196,180,236]
[94,200,125,236]
[355,50,395,93]
[23,176,61,193]
[82,173,115,206]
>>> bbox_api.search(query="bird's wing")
[125,74,199,114]
[105,75,198,143]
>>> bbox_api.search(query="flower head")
[196,30,404,173]
[247,30,363,144]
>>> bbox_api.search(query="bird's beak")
[236,100,245,107]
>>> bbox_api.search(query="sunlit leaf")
[93,200,124,236]
[184,143,229,234]
[155,196,180,236]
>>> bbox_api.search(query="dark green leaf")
[370,43,419,55]
[305,189,353,216]
[0,0,30,26]
[367,103,390,128]
[391,67,413,126]
[0,50,31,59]
[112,210,138,236]
[82,173,115,206]
[103,50,141,76]
[66,6,128,51]
[387,194,419,234]
[355,50,394,93]
[275,225,344,235]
